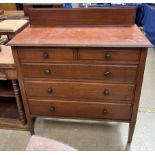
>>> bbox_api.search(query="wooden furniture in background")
[8,8,152,143]
[0,4,17,10]
[0,19,29,40]
[1,11,28,20]
[0,45,27,130]
[26,135,77,151]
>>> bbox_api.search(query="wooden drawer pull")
[102,108,109,115]
[44,69,51,75]
[47,88,53,94]
[43,52,49,59]
[49,106,55,112]
[105,52,111,60]
[104,71,112,78]
[103,89,109,96]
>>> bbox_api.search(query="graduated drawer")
[18,47,74,61]
[28,99,132,121]
[25,81,135,101]
[21,63,138,83]
[79,48,140,62]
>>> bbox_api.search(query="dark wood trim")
[128,122,136,143]
[29,7,136,26]
[131,48,147,122]
[128,48,147,143]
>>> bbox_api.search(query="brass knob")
[104,71,112,78]
[47,88,53,94]
[105,52,111,60]
[103,89,109,96]
[49,106,55,112]
[102,108,108,115]
[44,69,51,75]
[43,52,48,59]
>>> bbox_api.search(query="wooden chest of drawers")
[18,47,137,117]
[8,8,152,143]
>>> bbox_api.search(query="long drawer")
[25,81,135,101]
[28,99,132,121]
[21,63,138,83]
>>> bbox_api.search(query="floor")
[0,48,155,151]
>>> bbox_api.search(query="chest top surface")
[8,25,152,48]
[8,8,152,48]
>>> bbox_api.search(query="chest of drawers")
[8,8,152,143]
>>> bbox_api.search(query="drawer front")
[21,63,138,83]
[0,69,7,80]
[0,68,17,80]
[18,47,74,61]
[25,81,135,101]
[79,48,140,62]
[18,47,140,63]
[28,99,132,121]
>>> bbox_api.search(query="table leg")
[128,122,136,143]
[12,80,27,124]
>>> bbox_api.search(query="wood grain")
[21,63,138,83]
[17,47,141,63]
[8,25,152,48]
[24,81,135,101]
[0,45,14,68]
[11,47,34,134]
[18,47,74,61]
[0,118,28,130]
[128,48,148,143]
[29,8,136,26]
[9,8,151,142]
[28,99,132,121]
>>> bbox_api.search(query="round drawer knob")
[47,88,53,94]
[102,108,108,115]
[43,52,48,59]
[49,106,55,112]
[44,69,51,75]
[104,71,112,78]
[103,89,109,96]
[105,53,111,60]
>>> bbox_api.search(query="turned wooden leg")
[128,122,136,143]
[12,80,27,124]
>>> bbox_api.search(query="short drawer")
[21,63,138,83]
[18,47,74,62]
[25,81,135,101]
[79,48,140,62]
[0,68,17,80]
[28,99,132,121]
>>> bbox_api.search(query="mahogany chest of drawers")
[8,8,152,143]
